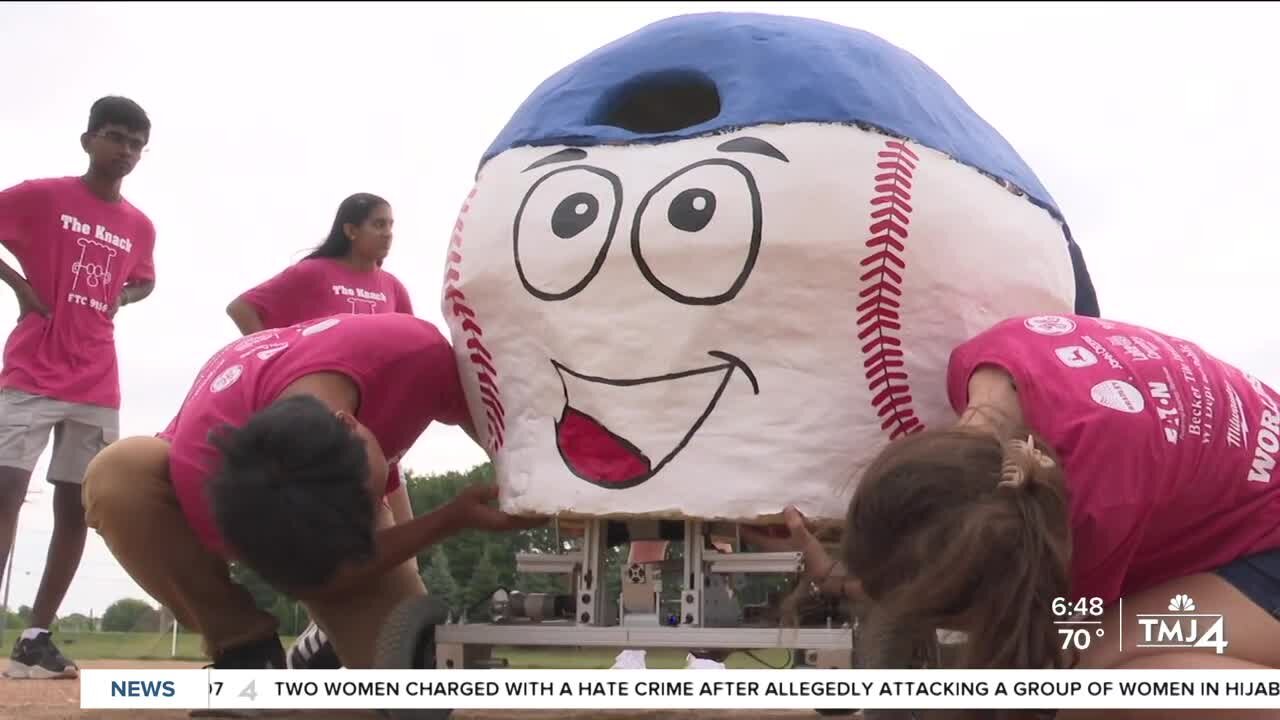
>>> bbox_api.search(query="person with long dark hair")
[226,193,412,335]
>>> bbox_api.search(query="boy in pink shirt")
[752,314,1280,692]
[0,96,157,679]
[82,313,542,671]
[226,192,413,334]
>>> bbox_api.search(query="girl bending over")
[750,314,1280,719]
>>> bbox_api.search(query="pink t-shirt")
[237,257,413,330]
[160,313,471,555]
[0,177,157,409]
[948,314,1280,605]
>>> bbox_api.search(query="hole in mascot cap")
[592,69,721,134]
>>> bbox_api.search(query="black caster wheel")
[801,650,858,716]
[374,595,453,720]
[689,648,733,664]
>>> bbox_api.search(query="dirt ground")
[0,661,851,720]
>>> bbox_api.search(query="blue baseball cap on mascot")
[442,12,1100,524]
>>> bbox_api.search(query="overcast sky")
[1,1,1276,621]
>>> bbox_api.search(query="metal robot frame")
[432,517,856,672]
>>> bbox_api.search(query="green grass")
[6,631,298,662]
[33,631,797,669]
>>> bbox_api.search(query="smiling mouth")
[551,351,759,489]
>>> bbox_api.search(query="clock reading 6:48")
[1053,596,1105,618]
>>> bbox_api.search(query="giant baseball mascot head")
[440,12,1099,523]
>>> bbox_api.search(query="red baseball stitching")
[858,140,924,441]
[443,184,506,453]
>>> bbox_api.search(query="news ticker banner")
[84,669,1280,711]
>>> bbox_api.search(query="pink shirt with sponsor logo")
[0,177,156,409]
[947,314,1280,605]
[237,257,413,330]
[160,313,471,555]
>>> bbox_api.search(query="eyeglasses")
[95,130,149,154]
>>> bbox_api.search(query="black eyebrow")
[716,137,789,163]
[523,148,588,172]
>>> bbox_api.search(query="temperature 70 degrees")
[1058,626,1105,651]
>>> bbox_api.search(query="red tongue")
[556,406,652,485]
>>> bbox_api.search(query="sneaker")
[286,622,342,670]
[189,635,287,718]
[5,631,78,679]
[209,633,287,670]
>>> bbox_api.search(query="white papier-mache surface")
[440,122,1077,522]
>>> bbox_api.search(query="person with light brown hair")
[748,313,1280,716]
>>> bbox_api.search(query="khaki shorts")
[0,388,119,484]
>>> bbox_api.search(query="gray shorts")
[0,388,119,484]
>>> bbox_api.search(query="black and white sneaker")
[286,622,342,670]
[189,635,287,718]
[5,631,78,679]
[209,633,287,670]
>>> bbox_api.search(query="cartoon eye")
[552,192,599,238]
[668,188,716,232]
[631,159,761,305]
[514,165,622,301]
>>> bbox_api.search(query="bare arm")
[0,256,27,292]
[810,558,867,604]
[385,480,420,573]
[276,372,547,602]
[119,279,155,307]
[0,255,48,318]
[386,481,414,525]
[299,483,544,603]
[297,499,464,602]
[740,507,867,604]
[226,297,266,335]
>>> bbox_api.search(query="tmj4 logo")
[1135,594,1228,654]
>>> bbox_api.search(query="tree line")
[3,599,170,633]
